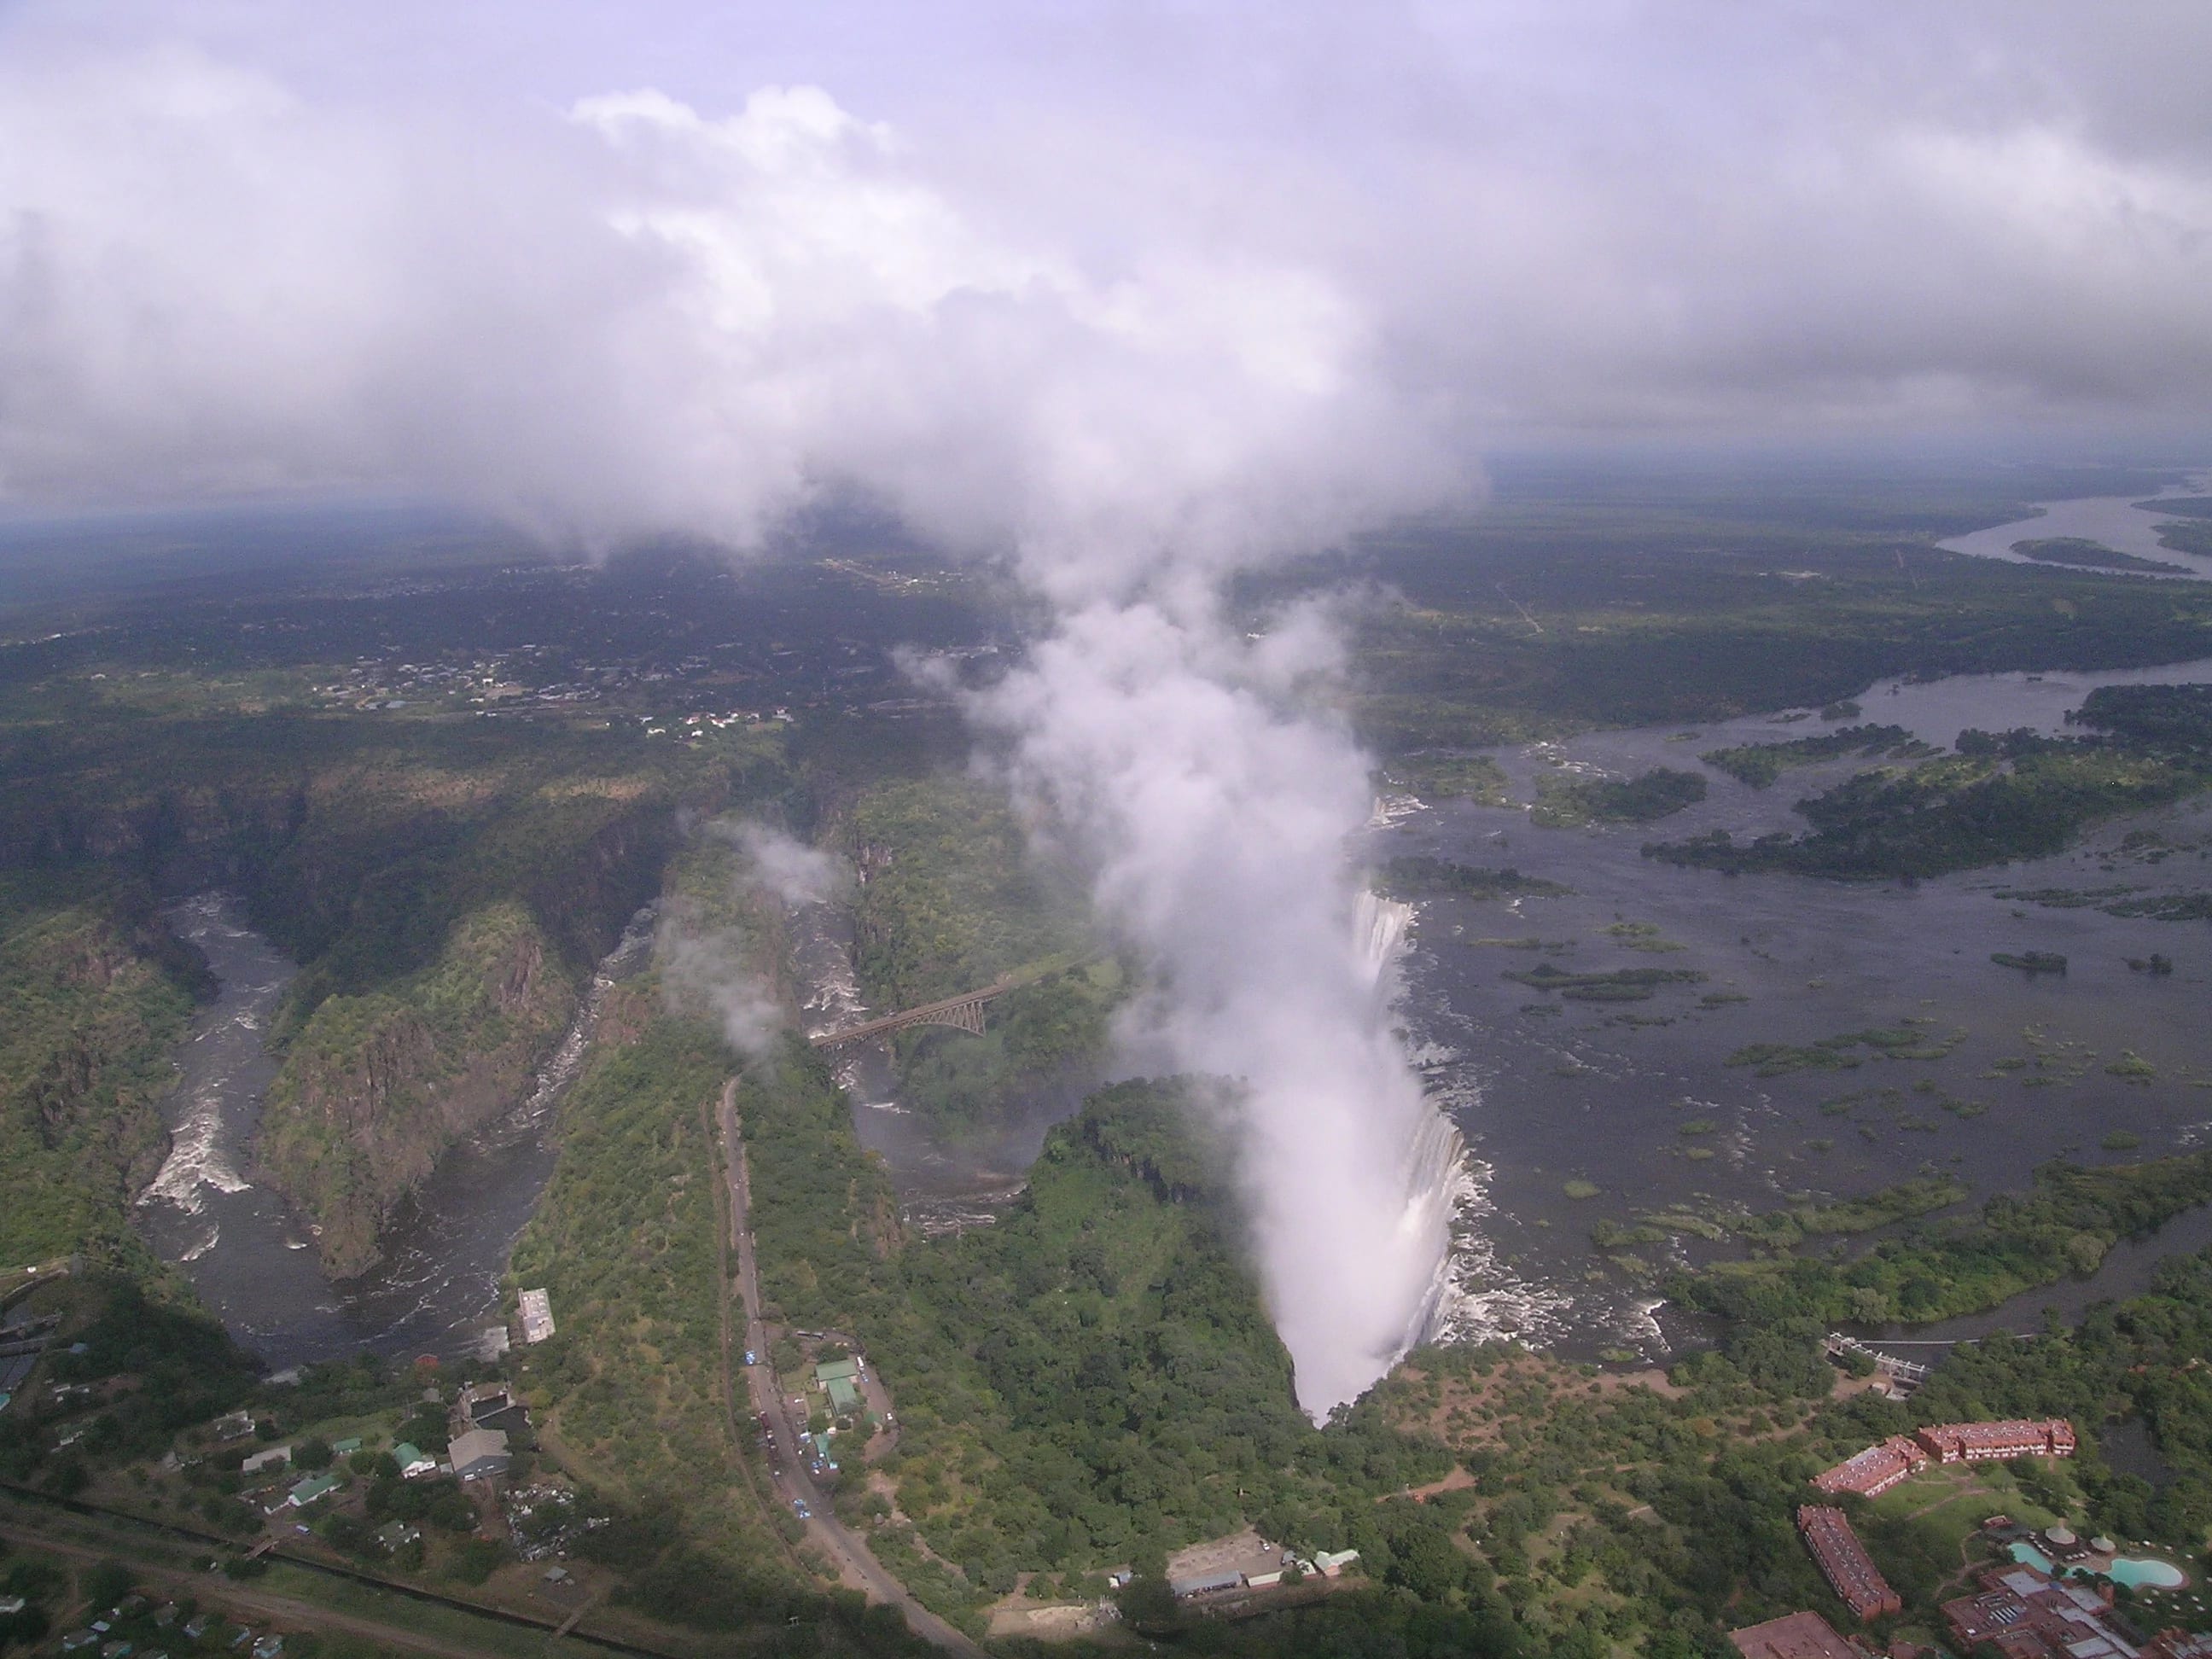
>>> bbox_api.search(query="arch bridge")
[808,980,1010,1049]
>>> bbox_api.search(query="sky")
[2,0,2209,522]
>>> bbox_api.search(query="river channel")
[135,894,655,1371]
[1371,654,2212,1362]
[1938,474,2212,579]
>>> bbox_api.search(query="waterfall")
[1352,881,1569,1373]
[1353,888,1414,986]
[1352,882,1465,1367]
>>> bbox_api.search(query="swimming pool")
[2110,1557,2188,1590]
[2009,1542,2187,1589]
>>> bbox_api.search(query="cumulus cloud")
[5,2,2210,519]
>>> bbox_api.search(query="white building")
[519,1288,556,1345]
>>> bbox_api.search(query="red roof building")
[1730,1610,1870,1659]
[1798,1506,1903,1621]
[1813,1436,1930,1499]
[1914,1419,2075,1464]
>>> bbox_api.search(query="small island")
[2011,535,2186,573]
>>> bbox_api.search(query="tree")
[78,1561,133,1611]
[1115,1572,1179,1633]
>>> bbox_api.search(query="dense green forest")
[506,995,936,1653]
[736,1050,2212,1658]
[1699,724,1934,788]
[1337,490,2212,754]
[2011,536,2185,573]
[1531,767,1707,828]
[1650,698,2212,879]
[1672,1150,2212,1327]
[738,1062,1464,1634]
[0,882,207,1270]
[1377,858,1572,901]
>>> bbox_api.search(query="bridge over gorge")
[808,979,1013,1048]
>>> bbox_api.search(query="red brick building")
[1812,1420,2076,1497]
[1798,1506,1902,1621]
[1914,1419,2075,1464]
[1812,1435,1930,1499]
[2144,1632,2212,1659]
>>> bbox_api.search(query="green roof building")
[824,1376,860,1415]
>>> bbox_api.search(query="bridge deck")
[809,981,1011,1048]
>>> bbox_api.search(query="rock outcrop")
[257,903,574,1278]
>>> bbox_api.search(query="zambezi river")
[135,894,654,1370]
[1369,651,2212,1363]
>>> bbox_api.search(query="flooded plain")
[1373,658,2212,1359]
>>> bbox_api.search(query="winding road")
[715,1080,981,1656]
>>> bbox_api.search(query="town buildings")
[1812,1436,1930,1499]
[1941,1561,2138,1659]
[463,1382,530,1435]
[1798,1506,1903,1621]
[814,1356,864,1417]
[518,1288,556,1345]
[448,1427,511,1481]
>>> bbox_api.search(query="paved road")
[716,1080,981,1657]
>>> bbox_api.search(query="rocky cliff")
[256,902,575,1278]
[0,898,201,1266]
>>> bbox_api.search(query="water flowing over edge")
[1360,887,1571,1373]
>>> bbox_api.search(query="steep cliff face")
[257,903,574,1278]
[0,900,200,1266]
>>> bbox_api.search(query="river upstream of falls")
[134,894,656,1371]
[1369,651,2212,1365]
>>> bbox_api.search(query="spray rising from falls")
[975,599,1467,1412]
